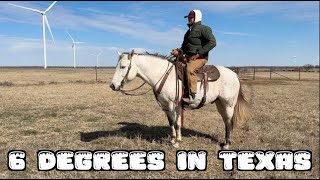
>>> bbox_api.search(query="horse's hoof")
[220,143,229,150]
[172,143,179,148]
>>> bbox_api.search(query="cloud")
[0,36,41,52]
[77,7,109,15]
[1,2,317,67]
[192,1,319,23]
[1,2,186,48]
[2,2,263,49]
[214,30,257,37]
[0,34,128,66]
[54,11,184,47]
[196,1,265,13]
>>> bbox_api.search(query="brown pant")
[186,58,208,93]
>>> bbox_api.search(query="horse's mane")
[121,51,175,61]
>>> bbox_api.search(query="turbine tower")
[291,56,297,67]
[9,1,57,69]
[89,50,103,68]
[66,30,84,68]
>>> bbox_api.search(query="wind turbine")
[9,1,57,69]
[291,56,297,67]
[315,56,319,66]
[89,50,103,68]
[66,30,84,68]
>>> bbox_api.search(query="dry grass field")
[0,68,319,179]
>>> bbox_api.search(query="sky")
[0,1,319,67]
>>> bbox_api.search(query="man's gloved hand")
[190,53,200,61]
[171,49,179,57]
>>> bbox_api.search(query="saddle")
[173,60,220,109]
[152,56,221,127]
[175,61,220,82]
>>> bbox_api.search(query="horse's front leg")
[174,105,182,142]
[165,112,176,144]
[164,106,182,147]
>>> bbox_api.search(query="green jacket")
[180,21,216,60]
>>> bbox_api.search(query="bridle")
[119,53,173,96]
[120,56,133,88]
[119,53,149,96]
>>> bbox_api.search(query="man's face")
[188,16,195,26]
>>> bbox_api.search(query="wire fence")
[0,66,319,86]
[227,66,319,81]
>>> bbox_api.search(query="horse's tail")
[232,82,251,129]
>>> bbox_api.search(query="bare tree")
[303,64,314,72]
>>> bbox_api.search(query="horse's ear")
[128,49,134,60]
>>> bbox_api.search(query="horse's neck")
[135,55,172,89]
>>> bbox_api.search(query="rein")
[118,53,185,127]
[120,82,150,96]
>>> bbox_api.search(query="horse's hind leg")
[215,99,235,150]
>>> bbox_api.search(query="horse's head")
[110,50,138,91]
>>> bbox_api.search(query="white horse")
[110,50,250,149]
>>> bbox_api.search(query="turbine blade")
[74,42,84,44]
[45,1,57,13]
[44,15,55,45]
[66,30,75,43]
[8,3,43,14]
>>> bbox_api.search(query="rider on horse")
[171,9,216,103]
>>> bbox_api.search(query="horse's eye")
[120,66,126,69]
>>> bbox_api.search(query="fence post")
[253,67,256,80]
[299,67,301,80]
[95,66,98,82]
[270,67,272,79]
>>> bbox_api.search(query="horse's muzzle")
[110,82,121,91]
[110,83,116,91]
